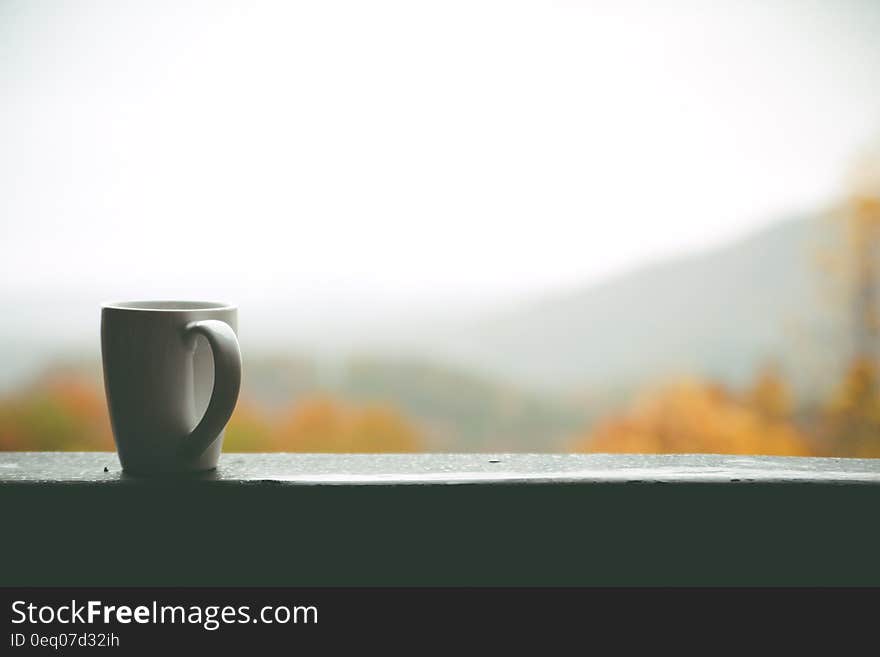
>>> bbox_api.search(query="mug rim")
[101,300,237,312]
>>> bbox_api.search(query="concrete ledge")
[2,452,880,586]
[2,452,879,485]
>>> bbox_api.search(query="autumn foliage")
[0,375,114,451]
[571,375,813,456]
[225,397,421,452]
[820,357,880,457]
[0,377,422,453]
[5,363,880,457]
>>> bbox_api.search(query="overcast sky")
[2,0,880,309]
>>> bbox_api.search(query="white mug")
[101,301,241,475]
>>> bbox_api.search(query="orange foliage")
[273,397,421,452]
[223,400,275,452]
[0,375,114,451]
[821,357,880,457]
[747,365,792,421]
[0,375,423,453]
[572,379,813,456]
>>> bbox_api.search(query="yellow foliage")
[0,375,114,451]
[274,397,421,452]
[0,378,423,453]
[223,401,275,452]
[572,380,812,456]
[821,357,880,457]
[747,365,792,421]
[826,357,880,417]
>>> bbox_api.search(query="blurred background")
[3,0,880,456]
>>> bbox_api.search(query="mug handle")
[178,320,242,461]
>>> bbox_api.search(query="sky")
[2,0,880,313]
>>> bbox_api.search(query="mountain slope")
[433,215,834,391]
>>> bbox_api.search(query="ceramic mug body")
[101,301,241,475]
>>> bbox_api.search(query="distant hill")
[428,215,840,395]
[0,213,849,450]
[1,215,841,400]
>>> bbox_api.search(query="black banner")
[1,587,876,651]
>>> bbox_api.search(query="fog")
[3,0,880,314]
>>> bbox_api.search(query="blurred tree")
[274,397,421,452]
[223,401,276,452]
[0,374,423,453]
[820,146,880,456]
[747,364,792,421]
[275,397,345,451]
[843,154,880,360]
[571,380,812,456]
[0,375,113,451]
[821,357,880,457]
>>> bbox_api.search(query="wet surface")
[1,452,879,485]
